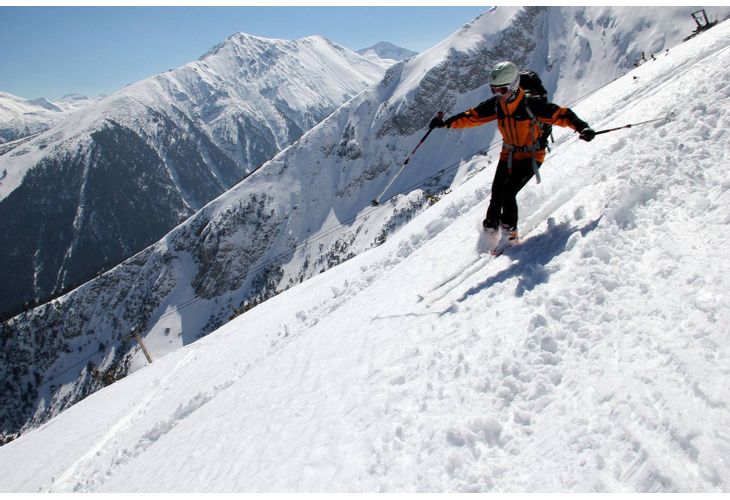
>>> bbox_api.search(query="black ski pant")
[485,157,542,229]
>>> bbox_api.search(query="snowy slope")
[3,5,730,447]
[1,14,729,493]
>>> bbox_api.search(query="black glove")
[579,127,596,142]
[429,112,446,129]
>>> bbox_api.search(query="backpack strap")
[522,102,542,184]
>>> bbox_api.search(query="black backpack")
[519,70,552,149]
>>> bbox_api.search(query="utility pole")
[132,328,153,364]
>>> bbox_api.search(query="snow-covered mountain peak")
[59,93,90,101]
[296,34,331,44]
[25,98,62,112]
[199,31,365,70]
[357,41,418,63]
[157,31,388,135]
[200,31,292,60]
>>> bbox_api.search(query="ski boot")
[483,219,502,254]
[502,223,520,246]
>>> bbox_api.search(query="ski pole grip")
[427,111,445,131]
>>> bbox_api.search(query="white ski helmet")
[488,61,520,93]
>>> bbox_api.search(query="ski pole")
[594,112,675,136]
[371,112,443,207]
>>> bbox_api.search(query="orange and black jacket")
[444,88,589,163]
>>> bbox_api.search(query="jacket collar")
[499,87,525,115]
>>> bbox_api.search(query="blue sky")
[0,6,487,100]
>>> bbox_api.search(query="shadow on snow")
[441,216,602,313]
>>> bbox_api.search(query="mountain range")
[0,33,389,319]
[2,5,729,446]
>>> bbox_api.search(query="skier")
[429,61,595,248]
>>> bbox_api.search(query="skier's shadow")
[440,217,601,314]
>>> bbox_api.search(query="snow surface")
[1,17,729,493]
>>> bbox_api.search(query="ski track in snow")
[45,352,201,492]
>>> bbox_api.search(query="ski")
[429,254,485,293]
[424,221,537,307]
[427,243,505,306]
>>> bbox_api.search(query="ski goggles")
[491,85,512,95]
